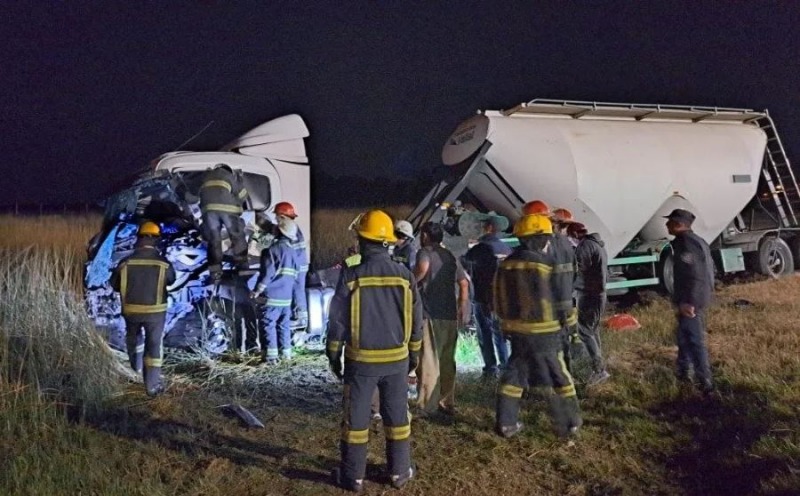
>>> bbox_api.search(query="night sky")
[3,1,799,205]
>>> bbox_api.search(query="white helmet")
[394,220,414,240]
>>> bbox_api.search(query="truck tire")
[659,249,675,296]
[757,237,794,278]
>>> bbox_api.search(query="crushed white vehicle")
[84,115,332,354]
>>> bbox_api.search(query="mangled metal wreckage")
[84,114,331,355]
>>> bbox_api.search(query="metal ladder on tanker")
[755,114,800,228]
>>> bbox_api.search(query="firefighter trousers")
[202,210,247,272]
[125,315,165,393]
[340,369,412,482]
[497,337,581,437]
[259,304,292,360]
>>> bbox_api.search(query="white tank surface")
[446,102,768,257]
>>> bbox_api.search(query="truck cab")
[84,114,323,355]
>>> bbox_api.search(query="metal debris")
[218,403,266,429]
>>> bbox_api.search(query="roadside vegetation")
[1,213,798,495]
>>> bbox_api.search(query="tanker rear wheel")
[755,237,794,278]
[659,249,675,296]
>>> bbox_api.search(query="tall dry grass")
[0,249,122,415]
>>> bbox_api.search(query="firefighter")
[327,209,423,492]
[392,220,418,270]
[568,222,610,386]
[273,201,310,328]
[199,163,250,280]
[493,214,582,439]
[665,208,715,394]
[549,207,579,373]
[250,216,299,364]
[110,221,176,397]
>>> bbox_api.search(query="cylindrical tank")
[449,110,767,257]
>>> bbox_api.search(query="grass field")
[1,214,799,495]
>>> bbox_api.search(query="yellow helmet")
[355,210,397,243]
[513,214,553,237]
[138,221,161,237]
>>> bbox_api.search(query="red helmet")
[274,201,297,219]
[521,200,550,216]
[551,208,575,223]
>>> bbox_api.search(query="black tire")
[659,249,675,296]
[757,237,794,278]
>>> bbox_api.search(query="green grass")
[2,215,800,495]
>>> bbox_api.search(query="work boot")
[146,384,165,398]
[586,369,611,386]
[496,421,524,439]
[331,467,364,493]
[390,464,417,489]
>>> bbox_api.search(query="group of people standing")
[325,201,716,492]
[112,163,310,396]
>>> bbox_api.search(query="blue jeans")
[676,310,712,386]
[474,303,508,372]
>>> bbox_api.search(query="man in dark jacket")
[568,222,610,386]
[199,163,249,279]
[665,208,715,394]
[111,221,176,397]
[327,209,423,492]
[463,214,512,377]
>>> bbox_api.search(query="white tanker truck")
[408,98,800,293]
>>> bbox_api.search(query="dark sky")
[3,1,799,204]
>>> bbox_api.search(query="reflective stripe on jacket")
[551,233,577,326]
[254,236,299,307]
[111,244,176,317]
[493,237,562,349]
[291,228,310,273]
[199,168,248,214]
[326,243,424,375]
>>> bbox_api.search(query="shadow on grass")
[647,383,794,496]
[84,406,298,468]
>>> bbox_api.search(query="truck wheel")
[659,250,675,295]
[757,237,794,278]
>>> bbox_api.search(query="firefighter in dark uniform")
[521,201,579,371]
[327,210,424,493]
[493,214,582,439]
[665,208,715,394]
[199,163,249,280]
[550,208,579,373]
[250,217,299,364]
[110,221,176,397]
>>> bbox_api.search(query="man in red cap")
[274,201,310,328]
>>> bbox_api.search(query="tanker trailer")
[408,99,800,292]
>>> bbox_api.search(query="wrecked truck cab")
[84,114,320,356]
